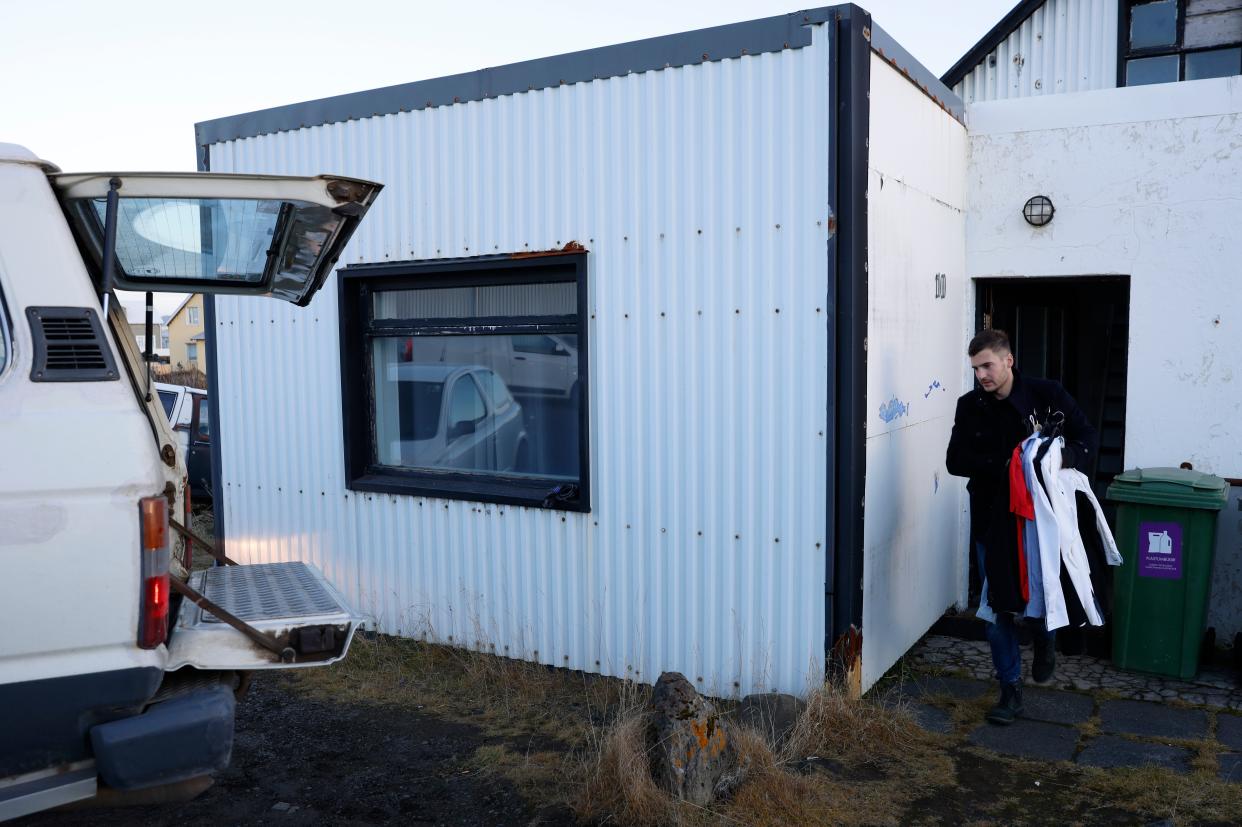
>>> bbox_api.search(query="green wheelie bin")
[1107,467,1228,679]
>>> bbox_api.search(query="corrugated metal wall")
[862,55,969,690]
[954,0,1118,104]
[206,23,832,696]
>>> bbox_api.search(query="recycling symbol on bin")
[1147,530,1174,555]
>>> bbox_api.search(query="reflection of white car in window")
[388,364,529,472]
[428,334,579,401]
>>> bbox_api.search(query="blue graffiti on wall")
[878,397,910,423]
[924,379,947,398]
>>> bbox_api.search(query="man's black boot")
[1032,635,1056,684]
[986,681,1025,725]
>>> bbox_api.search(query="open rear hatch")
[167,561,360,670]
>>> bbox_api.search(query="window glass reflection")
[1126,54,1180,85]
[1185,47,1241,80]
[1129,0,1178,50]
[371,334,580,479]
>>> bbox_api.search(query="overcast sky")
[0,0,1010,318]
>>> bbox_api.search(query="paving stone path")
[912,634,1242,710]
[895,636,1242,784]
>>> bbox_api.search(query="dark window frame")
[337,252,591,512]
[1118,0,1242,86]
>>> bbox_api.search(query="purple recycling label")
[1138,521,1183,580]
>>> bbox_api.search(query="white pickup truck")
[0,143,381,820]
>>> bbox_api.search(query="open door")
[52,172,382,306]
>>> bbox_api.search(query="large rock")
[734,693,807,746]
[647,672,746,805]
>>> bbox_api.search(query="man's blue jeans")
[977,542,1054,685]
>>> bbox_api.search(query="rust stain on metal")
[508,240,587,259]
[872,47,964,125]
[831,625,864,699]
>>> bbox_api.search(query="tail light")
[138,496,170,649]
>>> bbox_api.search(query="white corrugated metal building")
[195,5,967,696]
[196,0,1242,695]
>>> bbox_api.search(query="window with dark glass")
[1123,0,1242,86]
[337,253,589,511]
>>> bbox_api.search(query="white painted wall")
[861,55,969,691]
[206,24,834,697]
[967,75,1242,635]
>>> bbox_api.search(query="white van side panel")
[0,160,166,684]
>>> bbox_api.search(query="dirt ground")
[22,632,1242,826]
[27,668,572,826]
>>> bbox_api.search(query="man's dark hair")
[968,329,1011,357]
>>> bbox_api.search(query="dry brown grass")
[571,678,952,827]
[293,631,632,746]
[780,683,931,766]
[294,637,1242,826]
[1081,763,1242,826]
[574,708,679,826]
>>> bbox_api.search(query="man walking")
[946,329,1098,725]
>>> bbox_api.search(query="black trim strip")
[193,6,955,151]
[200,153,227,545]
[828,5,871,663]
[941,0,1048,88]
[195,9,834,145]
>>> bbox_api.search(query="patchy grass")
[287,637,1240,826]
[1081,764,1242,826]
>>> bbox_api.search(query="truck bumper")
[90,684,235,790]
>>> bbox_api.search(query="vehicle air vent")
[28,306,119,382]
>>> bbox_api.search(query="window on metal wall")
[337,253,589,511]
[1123,0,1242,86]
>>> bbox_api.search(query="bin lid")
[1106,467,1228,509]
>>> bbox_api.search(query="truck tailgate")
[166,562,359,671]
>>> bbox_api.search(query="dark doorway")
[967,277,1131,615]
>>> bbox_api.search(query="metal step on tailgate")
[166,562,360,671]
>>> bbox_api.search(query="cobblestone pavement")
[901,635,1242,782]
[911,634,1242,710]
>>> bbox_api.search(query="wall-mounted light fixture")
[1023,195,1055,227]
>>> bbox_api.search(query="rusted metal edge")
[169,578,295,662]
[507,240,587,259]
[868,22,966,126]
[169,518,237,566]
[872,46,967,126]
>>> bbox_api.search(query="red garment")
[1009,445,1035,520]
[1008,445,1034,601]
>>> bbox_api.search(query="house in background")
[165,293,208,374]
[941,0,1242,644]
[126,312,170,364]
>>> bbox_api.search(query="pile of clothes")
[978,412,1123,631]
